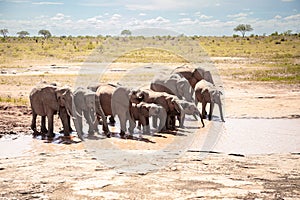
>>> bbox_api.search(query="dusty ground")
[0,59,299,199]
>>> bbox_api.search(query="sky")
[0,0,300,36]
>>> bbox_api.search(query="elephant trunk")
[218,103,225,122]
[195,109,205,127]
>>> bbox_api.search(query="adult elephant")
[133,89,182,131]
[95,83,117,125]
[172,65,214,88]
[72,87,109,139]
[30,85,73,138]
[150,73,194,102]
[111,86,140,137]
[194,80,225,122]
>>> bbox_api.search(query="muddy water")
[0,134,83,159]
[212,118,300,155]
[0,118,299,160]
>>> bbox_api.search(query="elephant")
[94,83,117,125]
[194,80,225,122]
[133,89,182,131]
[172,65,214,88]
[72,87,109,139]
[30,85,73,138]
[129,102,167,135]
[176,99,205,128]
[111,86,140,137]
[150,73,194,102]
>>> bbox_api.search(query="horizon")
[1,0,300,37]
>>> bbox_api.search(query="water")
[0,118,299,159]
[212,118,300,155]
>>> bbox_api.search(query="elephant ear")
[171,98,182,113]
[193,68,205,81]
[55,88,65,106]
[176,80,185,97]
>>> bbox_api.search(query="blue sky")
[1,0,300,36]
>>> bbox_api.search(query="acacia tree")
[38,29,51,39]
[17,31,30,38]
[0,29,9,38]
[121,29,131,36]
[234,24,253,37]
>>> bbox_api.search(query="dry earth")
[0,59,299,199]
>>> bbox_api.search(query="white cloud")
[227,12,248,18]
[274,15,282,19]
[32,1,64,5]
[199,15,213,19]
[111,14,122,21]
[86,16,103,25]
[139,13,146,16]
[284,13,300,20]
[195,12,213,20]
[179,13,188,16]
[281,0,294,2]
[178,18,199,25]
[51,13,69,21]
[144,16,170,25]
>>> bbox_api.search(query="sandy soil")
[0,59,299,199]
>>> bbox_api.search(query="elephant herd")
[29,65,225,140]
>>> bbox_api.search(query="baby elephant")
[129,102,167,135]
[176,99,205,128]
[194,80,225,122]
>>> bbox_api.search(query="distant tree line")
[0,29,52,38]
[0,27,299,39]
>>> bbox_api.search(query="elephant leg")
[202,102,207,119]
[41,116,48,134]
[137,121,141,130]
[59,108,70,137]
[47,113,55,138]
[144,117,150,134]
[84,110,94,135]
[209,103,214,121]
[179,113,185,128]
[128,112,136,135]
[73,110,84,139]
[118,112,127,137]
[152,116,158,128]
[109,116,116,125]
[31,112,38,136]
[170,115,176,130]
[166,114,171,130]
[158,112,167,132]
[67,114,73,132]
[128,120,136,135]
[97,104,110,137]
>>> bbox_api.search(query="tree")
[284,30,292,36]
[121,29,131,36]
[0,29,9,38]
[17,31,30,38]
[38,29,51,39]
[234,24,253,37]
